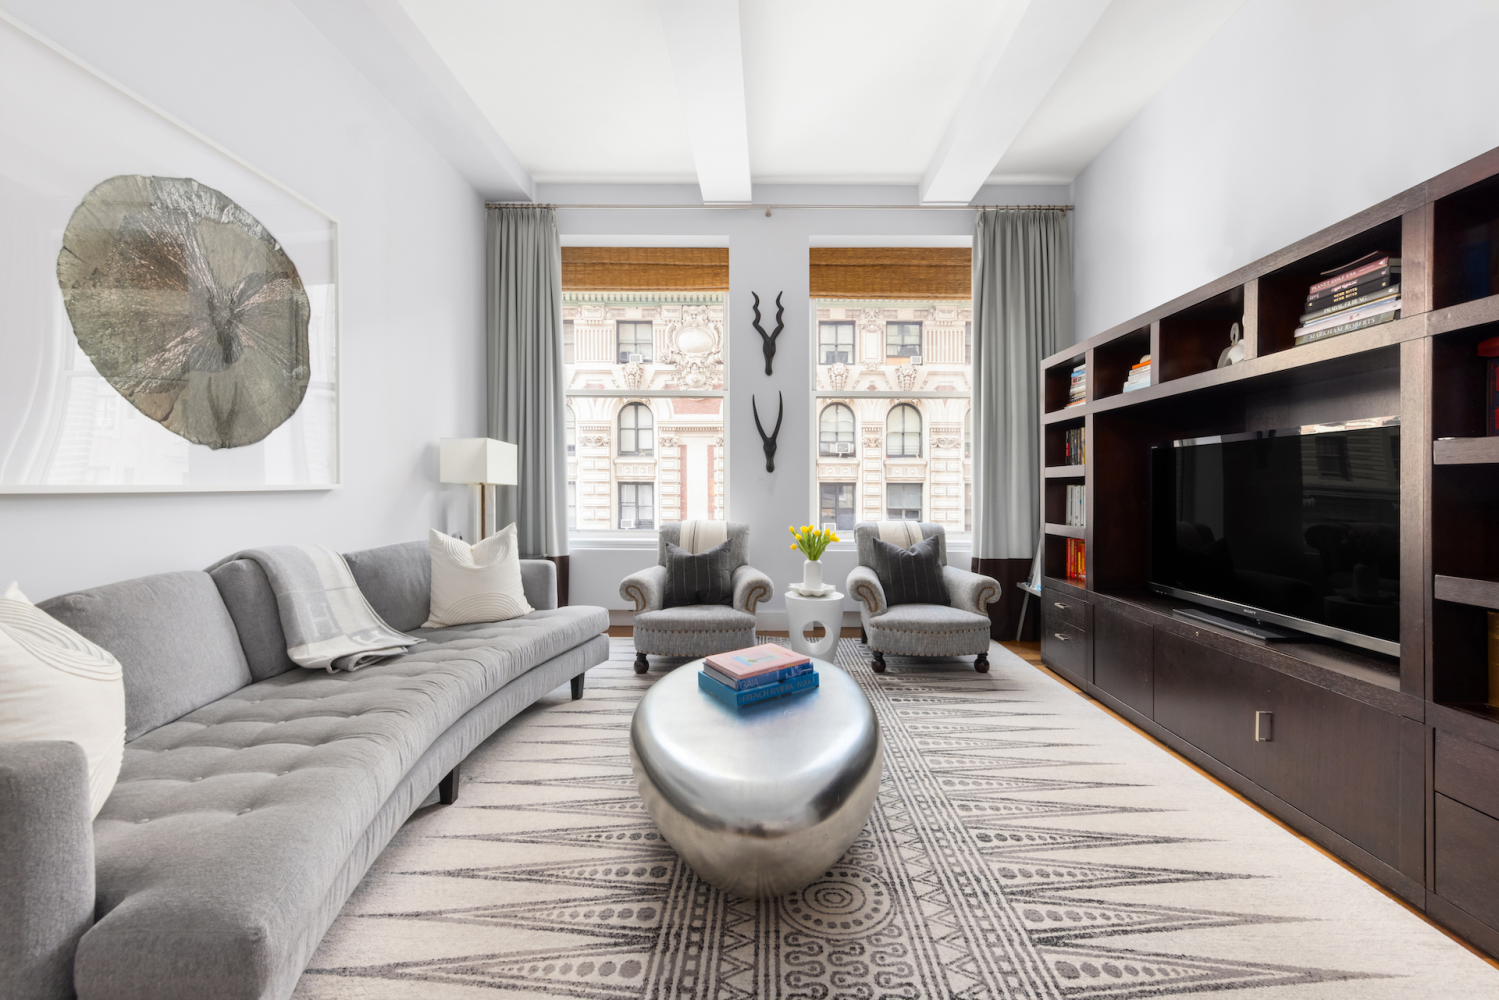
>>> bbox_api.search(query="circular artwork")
[56,175,311,450]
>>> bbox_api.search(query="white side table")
[784,590,844,659]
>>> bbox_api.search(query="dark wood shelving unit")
[1037,144,1499,958]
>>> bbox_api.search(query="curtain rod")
[485,202,1072,212]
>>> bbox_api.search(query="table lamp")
[439,438,518,542]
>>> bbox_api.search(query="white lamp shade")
[439,438,518,485]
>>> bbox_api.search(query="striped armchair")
[847,521,1000,673]
[620,521,773,674]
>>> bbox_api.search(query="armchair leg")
[634,652,649,674]
[438,762,461,805]
[860,627,867,645]
[974,653,990,673]
[871,651,886,673]
[571,672,586,699]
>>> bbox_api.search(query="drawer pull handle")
[1053,602,1068,609]
[1053,632,1069,641]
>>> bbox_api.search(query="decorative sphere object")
[56,175,311,449]
[630,658,882,898]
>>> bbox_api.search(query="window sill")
[567,531,660,550]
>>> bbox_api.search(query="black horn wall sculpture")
[751,291,784,375]
[752,392,783,473]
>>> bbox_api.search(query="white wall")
[1071,0,1499,341]
[551,182,1068,625]
[0,0,486,599]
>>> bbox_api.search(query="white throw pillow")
[0,581,126,817]
[423,525,534,628]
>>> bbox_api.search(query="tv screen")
[1149,418,1400,656]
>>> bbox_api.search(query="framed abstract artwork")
[0,13,339,492]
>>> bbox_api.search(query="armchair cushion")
[847,565,888,617]
[943,566,1001,616]
[871,535,950,607]
[731,564,773,615]
[633,605,756,658]
[663,540,733,608]
[865,604,992,657]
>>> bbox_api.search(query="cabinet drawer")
[1042,620,1087,681]
[1042,591,1088,630]
[1435,794,1499,930]
[1436,731,1499,821]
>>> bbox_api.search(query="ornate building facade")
[563,292,726,531]
[812,300,973,532]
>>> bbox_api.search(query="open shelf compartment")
[1158,286,1244,382]
[1044,417,1086,468]
[1093,326,1152,399]
[1436,171,1499,310]
[1432,320,1499,440]
[1044,353,1088,414]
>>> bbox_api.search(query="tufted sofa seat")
[4,541,608,1000]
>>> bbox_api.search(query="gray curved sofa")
[0,540,608,1000]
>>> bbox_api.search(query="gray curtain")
[972,209,1072,561]
[487,206,566,558]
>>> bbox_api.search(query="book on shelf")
[1067,362,1087,406]
[1122,353,1152,393]
[1307,255,1400,296]
[698,669,819,708]
[1301,284,1400,323]
[1065,484,1086,527]
[1296,296,1401,336]
[1293,307,1398,345]
[1063,427,1086,465]
[703,660,812,691]
[1064,538,1086,582]
[703,643,809,681]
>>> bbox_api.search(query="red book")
[704,643,810,680]
[1308,256,1398,295]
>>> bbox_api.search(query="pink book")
[703,643,810,680]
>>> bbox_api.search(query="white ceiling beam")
[654,0,752,203]
[919,0,1113,205]
[290,0,534,201]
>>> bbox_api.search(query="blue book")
[698,669,819,707]
[702,660,813,691]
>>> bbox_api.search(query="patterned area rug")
[294,639,1499,999]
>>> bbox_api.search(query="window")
[619,402,654,456]
[819,403,856,457]
[563,320,575,365]
[886,321,921,359]
[820,483,856,531]
[819,321,855,364]
[964,482,972,533]
[963,408,971,458]
[619,482,654,530]
[887,404,921,458]
[567,482,577,530]
[566,404,576,456]
[617,320,654,363]
[1315,436,1350,479]
[965,321,972,364]
[887,483,922,521]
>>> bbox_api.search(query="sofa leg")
[570,673,586,700]
[634,652,649,674]
[860,627,867,645]
[438,762,461,805]
[871,651,886,673]
[974,653,990,673]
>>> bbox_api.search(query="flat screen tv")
[1148,417,1401,656]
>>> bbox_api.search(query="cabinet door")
[1256,667,1403,868]
[1093,606,1153,717]
[1152,630,1259,780]
[1435,794,1499,930]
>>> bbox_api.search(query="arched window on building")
[619,402,654,456]
[963,408,971,458]
[886,403,921,458]
[566,404,576,456]
[819,403,856,457]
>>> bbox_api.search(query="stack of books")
[698,643,820,708]
[1065,539,1086,582]
[1065,484,1086,527]
[1066,362,1087,407]
[1294,254,1401,347]
[1062,427,1085,465]
[1122,354,1152,393]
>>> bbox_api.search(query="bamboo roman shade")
[810,247,973,300]
[561,247,729,291]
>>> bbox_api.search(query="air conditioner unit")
[822,522,837,532]
[619,519,636,529]
[627,353,644,365]
[910,355,924,366]
[834,442,853,455]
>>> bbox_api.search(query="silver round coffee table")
[629,655,882,898]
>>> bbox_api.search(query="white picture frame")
[0,13,340,493]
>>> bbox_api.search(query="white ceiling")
[393,0,1245,198]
